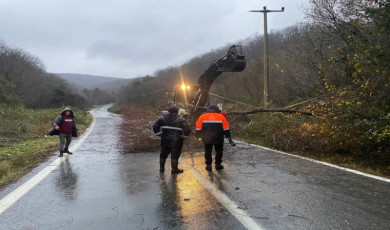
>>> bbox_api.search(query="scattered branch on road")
[60,216,74,227]
[247,162,258,168]
[112,207,120,217]
[249,215,269,220]
[288,214,311,221]
[136,216,145,228]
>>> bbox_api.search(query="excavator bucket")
[215,45,246,72]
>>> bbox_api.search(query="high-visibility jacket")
[153,113,191,147]
[196,112,231,144]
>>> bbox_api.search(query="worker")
[153,107,191,173]
[196,104,234,171]
[51,107,79,157]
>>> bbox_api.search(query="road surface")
[0,105,389,230]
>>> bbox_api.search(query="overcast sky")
[0,0,307,79]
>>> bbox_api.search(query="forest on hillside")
[0,41,114,147]
[0,43,88,109]
[117,0,390,175]
[0,43,115,109]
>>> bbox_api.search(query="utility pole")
[250,6,284,108]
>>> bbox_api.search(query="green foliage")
[0,161,9,179]
[0,136,58,186]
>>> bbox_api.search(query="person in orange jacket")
[196,104,234,171]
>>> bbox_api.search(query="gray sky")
[0,0,307,79]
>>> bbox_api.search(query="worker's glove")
[228,137,236,146]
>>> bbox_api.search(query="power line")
[208,93,261,109]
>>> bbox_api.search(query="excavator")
[188,45,246,115]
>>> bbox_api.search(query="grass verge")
[0,136,58,188]
[0,106,93,188]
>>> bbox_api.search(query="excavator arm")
[191,45,246,113]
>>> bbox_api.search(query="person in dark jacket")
[196,104,233,171]
[153,107,191,173]
[53,107,78,157]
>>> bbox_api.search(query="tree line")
[0,42,87,109]
[0,42,116,109]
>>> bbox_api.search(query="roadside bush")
[230,103,390,176]
[107,104,121,114]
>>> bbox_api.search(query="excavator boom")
[191,45,246,113]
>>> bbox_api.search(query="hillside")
[57,73,134,90]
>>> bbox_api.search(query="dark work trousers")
[160,146,182,160]
[59,133,72,151]
[204,143,224,165]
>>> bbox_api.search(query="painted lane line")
[234,140,390,183]
[180,159,266,230]
[0,157,67,215]
[0,118,96,215]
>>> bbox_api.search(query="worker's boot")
[171,159,183,174]
[205,165,212,171]
[59,151,63,157]
[64,147,73,155]
[215,163,224,170]
[159,158,166,172]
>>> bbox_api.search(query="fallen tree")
[227,108,313,116]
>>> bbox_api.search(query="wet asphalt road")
[0,105,389,230]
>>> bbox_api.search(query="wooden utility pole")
[250,6,284,108]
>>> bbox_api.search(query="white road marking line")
[180,159,267,230]
[0,119,96,215]
[234,140,390,183]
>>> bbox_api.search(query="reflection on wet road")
[0,105,389,230]
[180,145,390,230]
[0,106,245,230]
[55,158,79,201]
